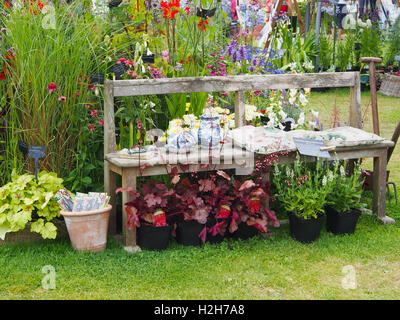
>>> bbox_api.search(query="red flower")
[197,18,208,31]
[47,82,57,94]
[88,84,95,91]
[58,96,66,102]
[0,72,5,80]
[88,123,95,132]
[160,0,180,20]
[90,109,98,118]
[24,0,45,15]
[184,6,190,15]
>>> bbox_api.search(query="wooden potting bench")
[103,72,395,252]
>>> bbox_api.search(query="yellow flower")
[185,103,191,112]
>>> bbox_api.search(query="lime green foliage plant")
[0,171,64,239]
[326,161,366,213]
[272,157,332,219]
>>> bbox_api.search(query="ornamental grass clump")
[1,2,105,181]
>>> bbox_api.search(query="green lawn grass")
[0,89,399,300]
[1,203,399,300]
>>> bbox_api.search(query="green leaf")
[81,177,92,185]
[31,220,57,239]
[0,223,12,241]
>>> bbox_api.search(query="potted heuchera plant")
[229,179,280,240]
[118,181,174,251]
[170,176,212,246]
[272,159,331,243]
[0,170,65,241]
[325,162,366,235]
[198,170,236,244]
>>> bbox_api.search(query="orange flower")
[24,0,45,15]
[160,0,180,20]
[197,18,208,31]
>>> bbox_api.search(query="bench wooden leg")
[373,150,395,225]
[122,168,141,253]
[104,161,117,235]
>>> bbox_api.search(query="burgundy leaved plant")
[116,181,175,229]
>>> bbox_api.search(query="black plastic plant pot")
[90,73,104,85]
[230,222,258,240]
[108,0,123,8]
[176,220,204,246]
[137,225,172,251]
[196,7,216,18]
[326,207,361,235]
[142,54,155,64]
[206,217,225,244]
[288,212,326,243]
[111,64,126,79]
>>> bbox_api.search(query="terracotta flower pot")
[60,205,111,253]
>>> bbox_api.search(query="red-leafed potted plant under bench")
[118,181,174,251]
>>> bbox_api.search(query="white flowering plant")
[247,88,313,130]
[325,161,367,213]
[271,157,333,220]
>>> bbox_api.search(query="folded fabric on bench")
[226,126,385,154]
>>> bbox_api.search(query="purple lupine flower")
[238,45,246,61]
[232,51,238,63]
[248,66,255,72]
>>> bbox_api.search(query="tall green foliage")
[1,2,106,187]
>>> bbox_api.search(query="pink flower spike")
[88,123,95,132]
[47,82,57,94]
[88,84,95,91]
[76,91,80,96]
[98,119,104,126]
[58,96,66,102]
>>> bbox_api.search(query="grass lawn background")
[1,88,399,300]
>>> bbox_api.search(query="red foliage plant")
[117,152,285,242]
[116,181,175,229]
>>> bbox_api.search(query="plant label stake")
[293,138,331,159]
[28,146,45,181]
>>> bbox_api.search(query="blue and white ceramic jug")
[198,109,221,150]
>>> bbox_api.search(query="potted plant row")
[272,157,366,243]
[119,168,280,251]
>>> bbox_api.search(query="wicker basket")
[0,218,68,246]
[379,74,400,97]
